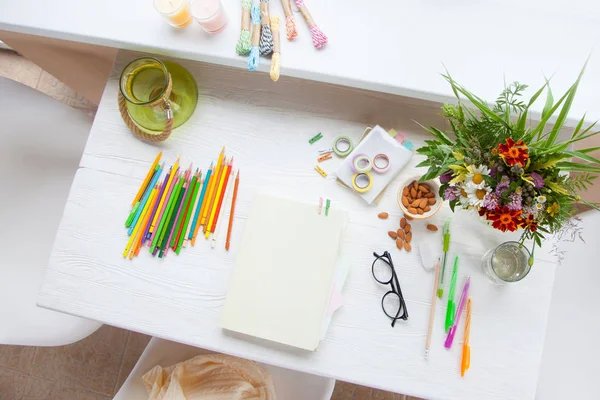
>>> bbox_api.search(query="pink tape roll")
[372,154,391,173]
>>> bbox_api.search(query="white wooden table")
[39,50,559,400]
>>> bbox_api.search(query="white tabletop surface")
[39,50,559,400]
[0,0,599,126]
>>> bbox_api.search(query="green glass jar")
[119,57,198,133]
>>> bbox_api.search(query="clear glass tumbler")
[481,241,531,284]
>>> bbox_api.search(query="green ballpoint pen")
[445,255,459,332]
[437,218,452,299]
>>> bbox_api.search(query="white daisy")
[465,165,491,188]
[466,183,492,207]
[537,195,547,204]
[536,203,545,211]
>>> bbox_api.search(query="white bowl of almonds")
[397,176,443,220]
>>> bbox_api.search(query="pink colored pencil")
[164,165,192,255]
[148,168,180,244]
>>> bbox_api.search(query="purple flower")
[444,186,459,201]
[507,192,522,211]
[522,205,538,218]
[440,170,453,184]
[530,172,544,189]
[490,167,498,176]
[483,193,500,210]
[495,175,510,196]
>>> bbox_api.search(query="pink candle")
[191,0,228,33]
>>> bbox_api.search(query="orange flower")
[519,214,538,232]
[485,206,522,232]
[498,138,529,167]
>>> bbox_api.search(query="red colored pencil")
[210,162,233,233]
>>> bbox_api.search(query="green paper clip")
[309,132,323,144]
[325,199,331,216]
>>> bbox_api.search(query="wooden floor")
[0,50,423,400]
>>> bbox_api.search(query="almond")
[424,205,431,212]
[411,199,421,207]
[378,212,389,219]
[404,224,411,233]
[397,230,405,240]
[413,180,419,190]
[388,231,398,239]
[428,198,436,205]
[403,187,409,196]
[400,218,406,229]
[419,184,430,193]
[427,224,438,232]
[404,214,414,221]
[425,192,435,198]
[402,196,410,207]
[419,198,428,208]
[417,208,424,215]
[396,238,404,250]
[417,191,422,199]
[404,242,412,252]
[407,207,418,215]
[410,187,417,198]
[405,231,412,243]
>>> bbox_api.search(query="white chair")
[536,211,600,399]
[114,337,336,400]
[0,77,102,346]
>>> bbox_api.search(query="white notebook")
[221,193,348,351]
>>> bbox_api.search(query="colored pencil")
[211,168,234,248]
[128,163,163,235]
[149,166,179,243]
[184,172,203,247]
[159,183,186,258]
[165,167,192,255]
[177,171,201,253]
[125,202,140,227]
[131,152,161,206]
[142,167,170,243]
[191,164,213,244]
[200,148,225,226]
[152,175,183,252]
[131,185,158,259]
[149,157,180,239]
[172,172,198,251]
[225,170,240,251]
[209,160,233,234]
[123,184,157,257]
[203,157,227,235]
[205,159,229,238]
[156,176,184,256]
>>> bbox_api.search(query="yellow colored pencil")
[205,159,229,239]
[132,152,161,207]
[130,186,158,259]
[149,156,179,236]
[124,184,157,257]
[202,157,226,234]
[200,147,224,226]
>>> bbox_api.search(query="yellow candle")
[154,0,193,28]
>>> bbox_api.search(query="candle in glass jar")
[154,0,194,28]
[191,0,228,34]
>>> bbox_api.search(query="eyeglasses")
[372,251,408,326]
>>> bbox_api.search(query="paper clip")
[318,148,333,154]
[315,165,327,178]
[309,132,323,144]
[325,199,331,216]
[318,197,323,214]
[318,153,332,163]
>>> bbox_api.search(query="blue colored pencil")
[128,163,163,235]
[189,164,212,240]
[142,167,171,243]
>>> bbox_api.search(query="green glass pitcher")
[118,57,198,142]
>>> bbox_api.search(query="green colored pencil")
[151,176,183,252]
[170,174,196,249]
[125,202,140,227]
[159,185,185,258]
[176,171,201,254]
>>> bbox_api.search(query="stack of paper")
[221,193,348,351]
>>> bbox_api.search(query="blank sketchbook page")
[221,194,348,351]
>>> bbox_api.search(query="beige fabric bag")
[142,353,276,400]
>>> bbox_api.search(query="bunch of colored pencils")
[123,149,240,259]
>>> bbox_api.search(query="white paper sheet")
[221,194,348,351]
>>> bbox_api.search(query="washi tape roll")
[372,154,391,173]
[352,172,373,193]
[333,136,354,157]
[351,153,372,173]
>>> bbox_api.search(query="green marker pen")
[437,218,452,299]
[445,255,459,332]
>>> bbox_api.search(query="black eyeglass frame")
[372,251,409,326]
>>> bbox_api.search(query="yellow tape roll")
[352,172,373,193]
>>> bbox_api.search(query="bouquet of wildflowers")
[417,66,600,263]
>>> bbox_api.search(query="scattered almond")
[388,231,398,239]
[405,224,412,233]
[397,230,405,240]
[427,224,438,232]
[408,207,418,214]
[378,212,389,219]
[396,238,404,250]
[405,231,412,243]
[404,242,412,252]
[400,218,406,229]
[405,214,413,221]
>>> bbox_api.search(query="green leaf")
[571,113,586,139]
[517,82,548,136]
[449,199,458,212]
[563,150,600,164]
[420,166,442,182]
[534,235,542,248]
[557,161,600,173]
[577,147,600,155]
[415,160,431,168]
[538,82,554,138]
[414,121,454,145]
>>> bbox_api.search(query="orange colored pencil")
[210,160,233,233]
[191,163,213,245]
[132,152,161,207]
[130,185,158,259]
[200,148,225,226]
[225,170,240,251]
